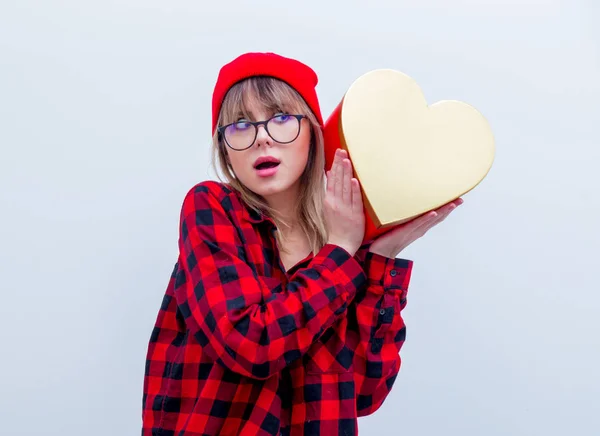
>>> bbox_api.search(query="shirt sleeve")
[174,182,368,380]
[350,246,413,416]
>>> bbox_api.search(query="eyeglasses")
[218,114,307,151]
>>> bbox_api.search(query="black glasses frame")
[217,114,307,151]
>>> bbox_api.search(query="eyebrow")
[234,109,254,120]
[232,105,288,122]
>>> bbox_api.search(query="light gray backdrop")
[1,1,598,435]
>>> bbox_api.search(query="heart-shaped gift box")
[323,69,495,242]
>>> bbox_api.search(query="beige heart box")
[323,69,495,242]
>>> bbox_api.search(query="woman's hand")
[367,198,464,258]
[324,149,365,257]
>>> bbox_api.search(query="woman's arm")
[174,181,367,380]
[350,246,413,416]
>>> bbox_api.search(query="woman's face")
[223,95,312,201]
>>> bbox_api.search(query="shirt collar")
[225,183,276,226]
[243,204,268,223]
[239,195,275,226]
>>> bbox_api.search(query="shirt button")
[380,308,386,315]
[390,269,397,277]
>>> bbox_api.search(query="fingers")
[329,149,353,206]
[351,178,362,213]
[334,150,343,201]
[342,158,351,203]
[432,199,461,222]
[411,200,462,236]
[327,151,340,196]
[327,149,363,224]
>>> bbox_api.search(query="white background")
[1,1,599,435]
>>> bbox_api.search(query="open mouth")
[255,161,280,170]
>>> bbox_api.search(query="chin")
[247,176,298,198]
[250,181,288,197]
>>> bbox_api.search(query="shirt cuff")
[362,251,413,293]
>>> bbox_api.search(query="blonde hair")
[210,76,327,255]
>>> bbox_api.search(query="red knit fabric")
[211,52,324,133]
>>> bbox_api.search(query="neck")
[264,188,301,233]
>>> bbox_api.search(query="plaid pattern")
[142,181,413,435]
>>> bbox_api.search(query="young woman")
[142,52,462,436]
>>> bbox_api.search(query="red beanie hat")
[211,52,324,133]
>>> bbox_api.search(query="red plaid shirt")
[142,181,413,436]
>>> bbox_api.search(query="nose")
[254,124,271,148]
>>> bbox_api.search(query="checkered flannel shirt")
[142,180,413,436]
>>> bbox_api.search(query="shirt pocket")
[305,317,354,374]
